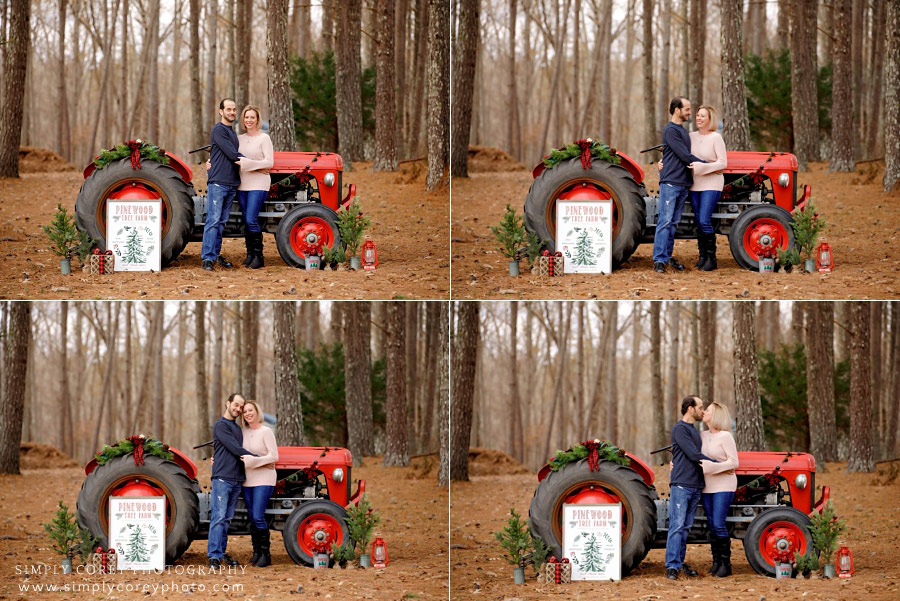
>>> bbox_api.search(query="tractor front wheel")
[528,458,657,577]
[742,507,815,577]
[274,205,342,269]
[282,501,352,566]
[727,205,795,271]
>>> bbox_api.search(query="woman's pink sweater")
[699,430,739,494]
[241,425,278,487]
[237,132,274,191]
[689,131,727,192]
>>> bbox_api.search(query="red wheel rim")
[297,514,344,557]
[742,218,789,260]
[289,217,335,258]
[758,521,808,567]
[545,180,620,242]
[98,476,174,536]
[551,481,633,546]
[97,180,171,241]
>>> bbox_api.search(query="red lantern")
[837,546,854,578]
[816,242,834,272]
[362,240,378,270]
[371,536,388,568]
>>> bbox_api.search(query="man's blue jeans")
[702,491,735,538]
[653,183,690,264]
[242,485,275,530]
[207,478,243,559]
[237,190,267,234]
[689,190,721,234]
[201,183,236,262]
[665,485,702,570]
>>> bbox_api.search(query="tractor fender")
[82,152,194,184]
[537,451,655,488]
[84,445,198,481]
[531,151,645,185]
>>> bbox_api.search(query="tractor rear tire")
[742,507,815,577]
[75,158,195,267]
[76,454,200,564]
[528,458,657,576]
[727,205,795,271]
[274,204,342,269]
[523,157,646,269]
[282,500,352,566]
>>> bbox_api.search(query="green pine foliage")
[322,244,347,265]
[92,141,169,170]
[758,343,850,451]
[330,540,357,565]
[795,550,820,573]
[548,441,630,472]
[296,342,386,446]
[43,501,79,556]
[573,229,596,265]
[43,204,93,261]
[807,501,846,565]
[579,533,604,572]
[126,525,150,562]
[122,227,147,264]
[744,49,832,151]
[337,199,371,259]
[344,494,381,555]
[542,139,621,170]
[76,526,99,564]
[94,436,174,465]
[529,532,551,574]
[490,204,529,260]
[790,200,827,261]
[290,51,376,152]
[493,508,531,566]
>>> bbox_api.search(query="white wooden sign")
[107,200,162,271]
[563,503,622,581]
[109,496,166,571]
[556,200,613,274]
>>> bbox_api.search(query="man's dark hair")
[681,395,701,415]
[669,96,688,115]
[227,393,241,404]
[219,98,235,110]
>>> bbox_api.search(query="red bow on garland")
[126,140,143,170]
[302,460,320,480]
[126,435,146,466]
[548,556,570,584]
[583,440,602,472]
[576,139,593,170]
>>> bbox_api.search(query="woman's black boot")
[708,534,721,575]
[700,233,718,271]
[248,232,265,269]
[715,537,732,577]
[243,230,254,267]
[249,526,262,565]
[254,528,271,567]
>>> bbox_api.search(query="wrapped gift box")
[88,253,115,275]
[536,254,564,277]
[544,559,571,584]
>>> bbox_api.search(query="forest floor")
[451,149,900,300]
[0,448,449,600]
[451,449,900,601]
[0,151,449,300]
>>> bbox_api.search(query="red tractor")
[529,443,830,577]
[524,148,812,270]
[77,443,364,566]
[75,149,357,269]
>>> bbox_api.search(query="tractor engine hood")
[275,446,353,469]
[270,152,344,174]
[733,451,816,474]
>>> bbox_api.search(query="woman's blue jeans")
[237,190,267,234]
[702,491,735,538]
[689,190,721,235]
[242,485,274,530]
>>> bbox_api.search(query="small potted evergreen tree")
[337,199,371,270]
[330,541,356,569]
[491,204,529,276]
[790,200,827,273]
[808,501,846,578]
[43,204,93,274]
[494,508,531,584]
[43,501,78,573]
[795,551,820,579]
[345,494,381,568]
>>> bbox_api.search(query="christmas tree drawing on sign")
[123,227,147,264]
[580,533,605,573]
[573,229,597,266]
[126,524,150,563]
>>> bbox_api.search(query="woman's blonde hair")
[697,105,719,133]
[242,400,264,424]
[707,401,732,431]
[240,105,262,132]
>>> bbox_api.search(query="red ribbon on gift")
[576,139,593,170]
[127,436,145,466]
[548,556,570,584]
[126,140,143,170]
[583,440,601,471]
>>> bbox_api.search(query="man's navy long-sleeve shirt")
[670,420,716,489]
[659,122,706,188]
[212,417,255,482]
[208,122,242,187]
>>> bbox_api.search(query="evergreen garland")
[548,440,630,472]
[542,139,621,170]
[95,436,174,466]
[92,140,170,170]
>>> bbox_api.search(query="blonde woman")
[699,402,739,578]
[236,106,274,269]
[687,106,727,271]
[240,401,279,567]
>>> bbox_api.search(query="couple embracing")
[202,98,274,272]
[665,396,739,580]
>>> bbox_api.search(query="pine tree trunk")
[699,302,716,403]
[384,302,409,466]
[408,0,429,154]
[426,0,448,190]
[147,0,160,143]
[807,301,837,467]
[329,301,344,343]
[791,300,806,345]
[57,0,70,161]
[344,302,374,461]
[335,0,363,165]
[830,0,854,171]
[173,304,188,448]
[689,0,705,107]
[847,302,874,471]
[204,0,217,147]
[642,0,656,151]
[121,0,129,140]
[667,301,679,429]
[274,302,305,446]
[604,302,618,443]
[870,302,883,457]
[507,0,520,158]
[451,302,479,481]
[0,302,29,474]
[322,0,334,51]
[226,0,235,100]
[59,302,72,455]
[395,0,409,153]
[210,303,224,418]
[405,303,419,451]
[866,1,886,159]
[372,0,398,170]
[0,0,29,177]
[720,0,750,150]
[241,301,259,399]
[657,0,672,134]
[190,0,204,153]
[299,0,311,58]
[438,302,450,487]
[651,302,664,463]
[888,302,900,458]
[790,0,819,170]
[421,302,440,450]
[236,0,250,112]
[268,0,296,151]
[450,0,479,178]
[732,302,765,451]
[884,0,900,192]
